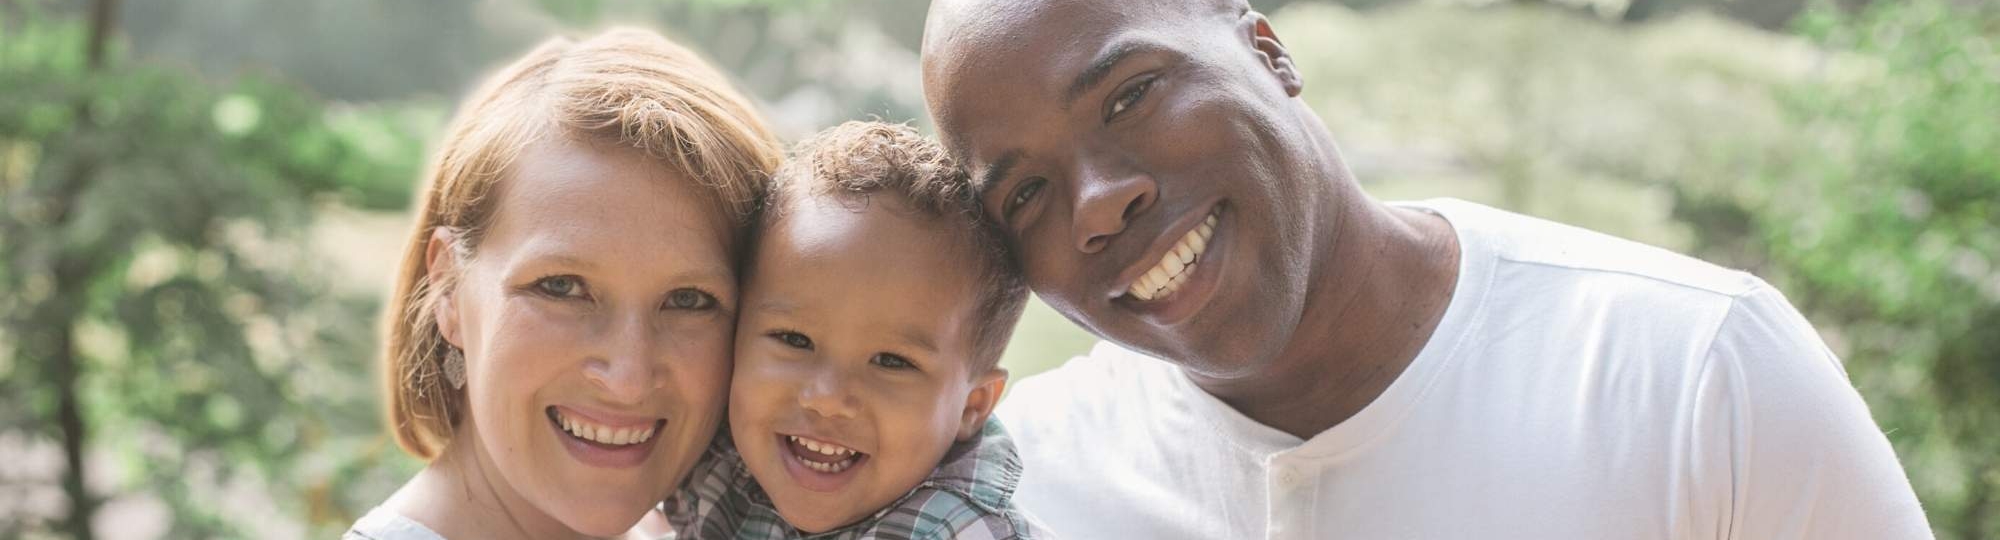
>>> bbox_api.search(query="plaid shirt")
[663,418,1045,540]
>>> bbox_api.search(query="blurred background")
[2,0,1995,537]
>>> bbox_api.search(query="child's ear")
[956,368,1008,441]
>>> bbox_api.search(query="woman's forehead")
[479,139,738,268]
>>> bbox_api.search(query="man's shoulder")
[1407,197,1764,300]
[997,342,1185,440]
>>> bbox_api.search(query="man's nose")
[1071,161,1157,254]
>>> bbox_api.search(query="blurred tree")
[1673,1,2000,537]
[2,1,414,537]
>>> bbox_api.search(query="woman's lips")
[547,405,665,469]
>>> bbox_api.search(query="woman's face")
[435,138,737,536]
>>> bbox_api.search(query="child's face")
[730,194,1006,533]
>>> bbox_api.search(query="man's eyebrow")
[1063,39,1151,107]
[976,150,1021,194]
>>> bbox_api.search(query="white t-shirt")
[996,198,1930,539]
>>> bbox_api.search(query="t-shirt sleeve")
[1691,285,1932,539]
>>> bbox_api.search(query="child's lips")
[776,432,868,492]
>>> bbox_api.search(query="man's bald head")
[922,0,1252,160]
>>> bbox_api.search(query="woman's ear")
[956,368,1009,441]
[426,227,464,349]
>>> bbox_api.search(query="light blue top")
[344,506,446,540]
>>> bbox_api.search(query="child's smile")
[778,433,869,488]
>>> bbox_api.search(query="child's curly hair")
[758,121,1028,374]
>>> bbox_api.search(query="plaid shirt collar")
[666,417,1028,539]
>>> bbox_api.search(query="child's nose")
[797,367,860,420]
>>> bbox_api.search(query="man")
[919,0,1932,538]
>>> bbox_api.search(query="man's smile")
[1110,201,1230,326]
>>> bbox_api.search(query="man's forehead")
[923,0,1246,171]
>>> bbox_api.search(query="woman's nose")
[584,314,662,405]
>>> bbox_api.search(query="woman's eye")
[771,331,813,350]
[663,288,717,310]
[1107,76,1156,120]
[534,275,586,299]
[1004,178,1045,217]
[870,353,915,371]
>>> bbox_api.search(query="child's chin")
[772,497,872,534]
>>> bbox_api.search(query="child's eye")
[663,288,717,310]
[533,275,588,299]
[769,330,813,350]
[870,353,915,371]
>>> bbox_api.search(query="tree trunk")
[52,1,119,538]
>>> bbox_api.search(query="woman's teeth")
[788,435,859,473]
[553,409,655,446]
[1129,212,1218,301]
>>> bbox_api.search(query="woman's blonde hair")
[381,28,781,460]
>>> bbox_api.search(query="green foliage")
[2,6,417,538]
[1674,1,2000,536]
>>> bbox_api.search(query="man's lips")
[1113,202,1225,303]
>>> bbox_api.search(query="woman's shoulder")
[344,506,448,540]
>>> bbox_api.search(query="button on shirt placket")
[1265,453,1316,540]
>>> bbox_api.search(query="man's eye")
[1107,76,1156,120]
[770,331,813,350]
[534,275,587,298]
[870,353,915,370]
[663,288,717,310]
[1005,178,1045,217]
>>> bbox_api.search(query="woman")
[347,28,780,540]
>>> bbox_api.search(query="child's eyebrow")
[752,299,798,315]
[895,326,939,356]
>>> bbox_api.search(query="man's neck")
[387,431,587,540]
[1190,198,1459,440]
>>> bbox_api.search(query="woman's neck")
[384,428,590,540]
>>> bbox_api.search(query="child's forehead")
[763,193,980,270]
[748,195,991,345]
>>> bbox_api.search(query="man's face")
[924,0,1330,377]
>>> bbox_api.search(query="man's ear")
[956,368,1009,441]
[1247,12,1303,97]
[426,228,465,349]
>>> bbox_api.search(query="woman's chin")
[553,502,655,538]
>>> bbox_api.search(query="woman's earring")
[444,346,467,390]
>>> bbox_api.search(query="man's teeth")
[1129,212,1218,301]
[555,410,655,446]
[788,435,859,473]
